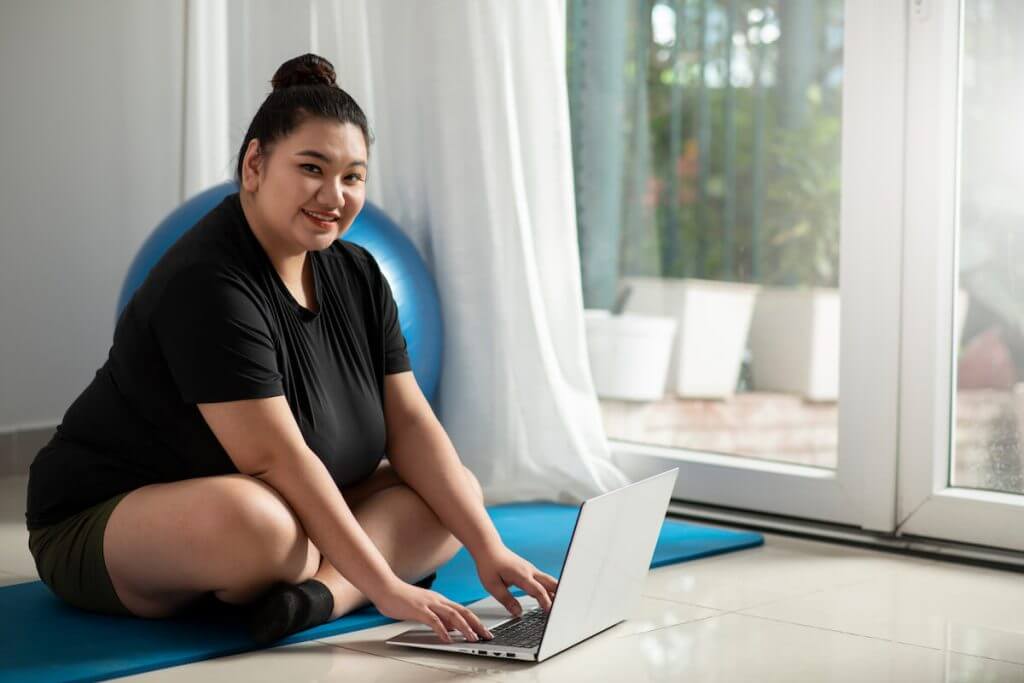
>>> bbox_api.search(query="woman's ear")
[241,139,264,192]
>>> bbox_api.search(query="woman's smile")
[301,208,339,231]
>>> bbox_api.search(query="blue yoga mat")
[0,503,762,683]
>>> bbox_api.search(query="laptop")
[386,467,679,662]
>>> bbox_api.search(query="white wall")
[0,1,184,430]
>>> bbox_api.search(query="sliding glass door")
[898,0,1024,552]
[569,0,1024,550]
[568,0,906,530]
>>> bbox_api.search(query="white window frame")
[896,0,1024,552]
[612,0,908,534]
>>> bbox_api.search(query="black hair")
[234,53,373,183]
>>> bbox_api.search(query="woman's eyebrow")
[295,150,366,168]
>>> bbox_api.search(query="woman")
[25,53,557,646]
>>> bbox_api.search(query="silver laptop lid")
[535,468,678,662]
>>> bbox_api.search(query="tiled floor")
[3,474,1023,682]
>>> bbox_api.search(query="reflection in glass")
[953,0,1024,495]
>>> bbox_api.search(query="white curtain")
[181,0,229,198]
[182,0,629,504]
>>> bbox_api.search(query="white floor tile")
[544,613,1024,683]
[0,475,36,578]
[313,611,1024,683]
[0,570,33,587]
[118,639,485,682]
[0,525,36,578]
[741,558,1024,665]
[613,595,722,638]
[641,532,939,612]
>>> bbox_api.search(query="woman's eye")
[300,164,321,174]
[347,174,365,182]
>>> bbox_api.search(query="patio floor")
[599,388,1024,495]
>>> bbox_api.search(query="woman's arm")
[382,372,503,557]
[198,397,401,600]
[383,372,558,613]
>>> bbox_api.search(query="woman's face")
[241,117,368,254]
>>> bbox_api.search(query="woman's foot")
[245,579,334,646]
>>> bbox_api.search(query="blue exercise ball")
[117,181,444,405]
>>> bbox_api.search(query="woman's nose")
[318,179,346,208]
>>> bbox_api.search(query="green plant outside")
[570,0,844,300]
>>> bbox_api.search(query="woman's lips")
[301,209,338,230]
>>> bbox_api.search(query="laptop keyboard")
[485,607,548,648]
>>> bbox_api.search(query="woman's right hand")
[372,579,494,643]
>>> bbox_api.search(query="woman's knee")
[205,475,320,584]
[207,465,480,585]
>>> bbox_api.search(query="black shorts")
[28,491,134,616]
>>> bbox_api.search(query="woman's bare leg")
[104,462,482,619]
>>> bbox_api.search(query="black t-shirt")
[25,193,411,530]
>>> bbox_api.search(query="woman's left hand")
[473,545,558,617]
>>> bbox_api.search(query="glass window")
[568,0,844,468]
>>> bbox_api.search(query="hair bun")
[271,53,337,91]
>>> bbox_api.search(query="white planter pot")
[748,287,971,402]
[584,310,677,401]
[748,287,839,402]
[622,277,760,399]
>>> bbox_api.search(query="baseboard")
[0,426,56,477]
